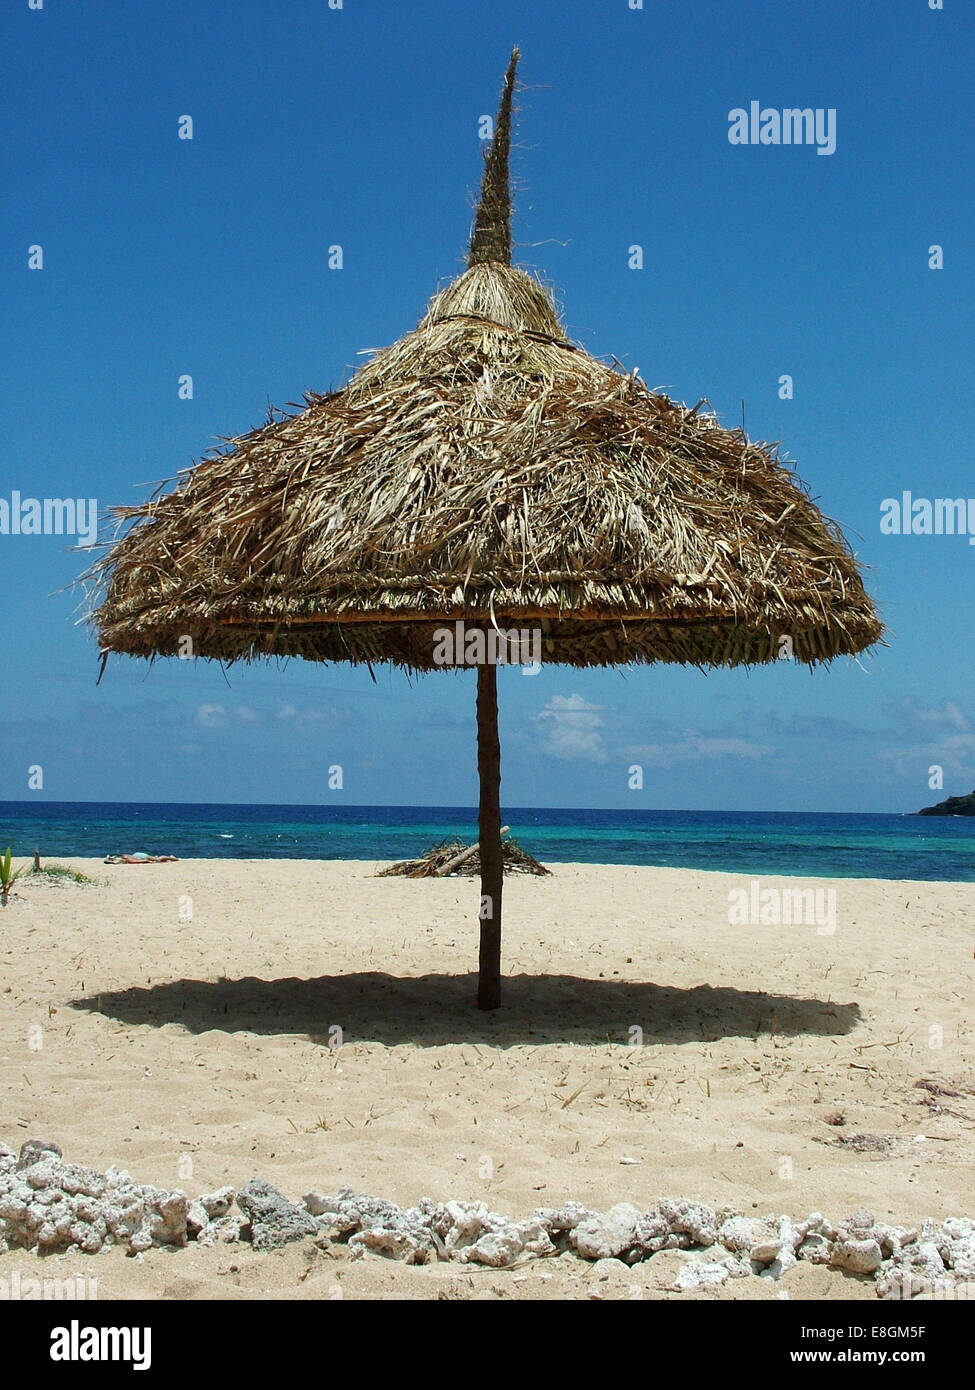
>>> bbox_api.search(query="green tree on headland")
[918,790,975,816]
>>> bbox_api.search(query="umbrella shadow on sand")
[69,973,861,1047]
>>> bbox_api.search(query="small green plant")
[31,863,96,885]
[28,854,98,887]
[1,848,26,906]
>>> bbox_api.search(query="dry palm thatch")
[88,258,880,670]
[85,48,882,1009]
[378,834,551,879]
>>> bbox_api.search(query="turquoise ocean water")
[1,802,973,881]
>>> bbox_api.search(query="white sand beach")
[1,858,972,1300]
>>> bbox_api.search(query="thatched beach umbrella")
[88,51,882,1009]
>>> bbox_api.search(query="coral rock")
[572,1204,641,1261]
[236,1177,319,1251]
[831,1238,883,1275]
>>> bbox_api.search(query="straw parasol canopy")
[87,49,883,1009]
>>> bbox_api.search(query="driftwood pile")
[378,829,550,879]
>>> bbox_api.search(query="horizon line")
[0,798,922,817]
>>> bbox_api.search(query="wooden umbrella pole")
[476,660,503,1009]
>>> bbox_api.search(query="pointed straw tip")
[468,49,521,269]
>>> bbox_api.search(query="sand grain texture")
[1,859,972,1299]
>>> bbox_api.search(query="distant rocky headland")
[918,790,975,816]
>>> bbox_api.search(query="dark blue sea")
[1,802,973,881]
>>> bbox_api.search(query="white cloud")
[899,698,970,732]
[195,703,227,728]
[881,731,975,781]
[272,700,352,729]
[535,693,607,764]
[628,732,770,767]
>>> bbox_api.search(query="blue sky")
[2,0,972,812]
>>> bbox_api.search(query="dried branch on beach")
[379,834,551,879]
